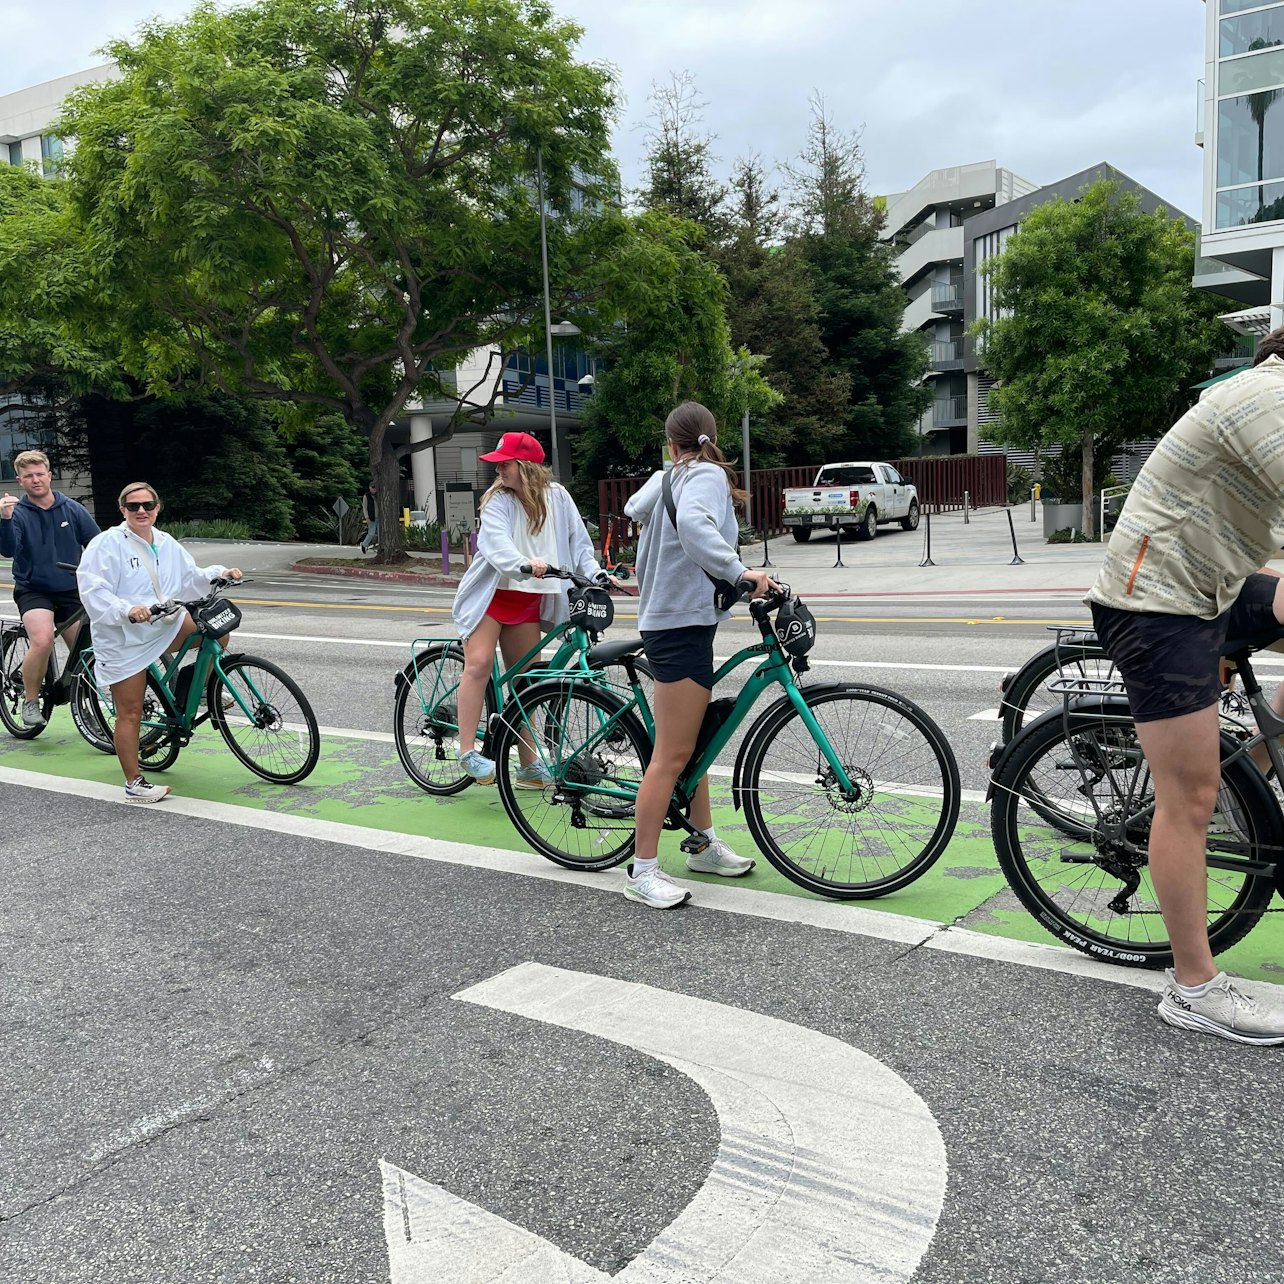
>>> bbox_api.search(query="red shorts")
[485,589,542,626]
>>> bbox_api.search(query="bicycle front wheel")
[0,628,51,740]
[393,643,496,795]
[209,655,320,783]
[999,640,1112,743]
[494,679,649,871]
[740,685,961,899]
[990,708,1279,967]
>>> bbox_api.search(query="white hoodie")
[77,524,228,685]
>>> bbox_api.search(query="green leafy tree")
[571,213,777,501]
[785,97,930,458]
[56,0,618,561]
[283,414,370,541]
[973,180,1229,537]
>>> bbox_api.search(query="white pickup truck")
[781,462,920,543]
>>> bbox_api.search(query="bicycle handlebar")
[519,563,611,590]
[146,576,247,620]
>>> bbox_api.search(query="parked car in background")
[782,462,920,543]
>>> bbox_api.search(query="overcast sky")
[3,0,1209,217]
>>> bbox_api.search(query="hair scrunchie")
[698,434,711,446]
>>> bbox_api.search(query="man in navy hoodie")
[0,450,100,727]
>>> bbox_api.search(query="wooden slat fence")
[597,454,1009,544]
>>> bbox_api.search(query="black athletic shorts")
[13,586,83,626]
[641,624,718,689]
[1089,572,1281,723]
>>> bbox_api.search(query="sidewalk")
[191,507,1116,599]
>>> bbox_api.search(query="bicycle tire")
[991,707,1279,968]
[69,653,114,753]
[0,627,51,739]
[738,684,960,899]
[209,654,320,783]
[493,678,650,871]
[394,643,497,795]
[73,653,179,769]
[1000,640,1112,743]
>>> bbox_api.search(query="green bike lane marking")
[4,724,1281,985]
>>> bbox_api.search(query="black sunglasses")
[123,500,158,512]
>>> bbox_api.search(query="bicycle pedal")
[679,834,711,856]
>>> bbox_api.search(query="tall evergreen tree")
[785,97,930,459]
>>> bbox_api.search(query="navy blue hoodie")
[0,492,101,593]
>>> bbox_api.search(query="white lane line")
[0,764,1159,991]
[969,707,1001,721]
[383,962,946,1283]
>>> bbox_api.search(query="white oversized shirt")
[77,524,228,684]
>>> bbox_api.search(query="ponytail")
[664,401,747,510]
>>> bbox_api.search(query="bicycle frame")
[505,625,861,816]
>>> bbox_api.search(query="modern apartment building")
[881,162,1038,454]
[1193,0,1284,336]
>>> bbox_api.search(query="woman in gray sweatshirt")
[621,402,777,910]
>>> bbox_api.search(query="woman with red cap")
[451,431,610,785]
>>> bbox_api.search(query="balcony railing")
[932,338,964,364]
[931,282,964,311]
[501,373,587,415]
[932,394,967,427]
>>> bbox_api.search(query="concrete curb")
[290,561,461,587]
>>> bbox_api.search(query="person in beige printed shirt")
[1087,329,1284,1045]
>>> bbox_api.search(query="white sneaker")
[125,775,170,804]
[1157,970,1284,1045]
[685,837,755,877]
[623,864,691,909]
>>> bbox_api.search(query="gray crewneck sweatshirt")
[625,462,748,630]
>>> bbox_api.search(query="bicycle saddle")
[1222,621,1284,656]
[587,636,646,666]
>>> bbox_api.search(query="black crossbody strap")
[661,468,738,610]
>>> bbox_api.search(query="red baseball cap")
[479,431,546,464]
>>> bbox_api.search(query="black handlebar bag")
[195,599,242,638]
[568,586,614,636]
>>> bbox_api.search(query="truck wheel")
[858,506,878,541]
[790,527,813,543]
[900,500,920,532]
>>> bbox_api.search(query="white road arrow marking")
[382,961,947,1283]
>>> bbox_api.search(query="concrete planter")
[1042,500,1085,539]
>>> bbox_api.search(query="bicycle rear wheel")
[739,684,960,898]
[74,654,179,769]
[1000,640,1112,743]
[990,708,1279,967]
[393,643,496,795]
[69,652,114,753]
[209,654,320,783]
[0,627,51,739]
[494,679,649,871]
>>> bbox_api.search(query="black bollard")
[760,524,774,568]
[1006,508,1025,565]
[833,518,847,568]
[919,510,936,567]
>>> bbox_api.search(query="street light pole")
[535,146,563,482]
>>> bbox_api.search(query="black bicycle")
[988,621,1284,968]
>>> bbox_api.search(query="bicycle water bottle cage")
[568,586,613,637]
[195,599,242,638]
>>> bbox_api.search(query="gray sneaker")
[685,837,755,877]
[1157,970,1284,1045]
[623,864,691,909]
[21,698,46,729]
[124,775,170,804]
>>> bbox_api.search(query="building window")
[39,134,63,176]
[1216,91,1284,189]
[1216,178,1284,225]
[1219,44,1284,96]
[1222,0,1283,15]
[6,141,21,166]
[1221,6,1284,56]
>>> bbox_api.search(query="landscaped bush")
[166,519,255,540]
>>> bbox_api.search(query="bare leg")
[634,678,710,861]
[497,620,545,768]
[458,616,502,755]
[20,607,55,701]
[110,670,150,783]
[1133,705,1223,986]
